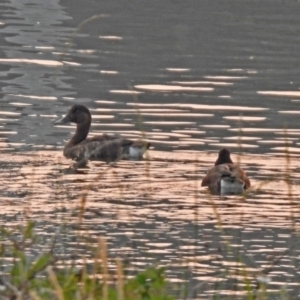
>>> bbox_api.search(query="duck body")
[55,104,150,164]
[201,148,250,195]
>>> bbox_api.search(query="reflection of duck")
[201,148,251,195]
[54,104,150,165]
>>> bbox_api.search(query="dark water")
[1,0,300,298]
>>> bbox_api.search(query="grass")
[0,221,174,300]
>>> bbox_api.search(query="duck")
[54,104,151,166]
[201,148,251,195]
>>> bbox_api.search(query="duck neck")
[70,120,90,146]
[215,154,233,165]
[215,157,233,166]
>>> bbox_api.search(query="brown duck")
[55,104,150,165]
[201,148,251,195]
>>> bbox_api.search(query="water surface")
[1,0,300,298]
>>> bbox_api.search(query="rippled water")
[1,0,300,298]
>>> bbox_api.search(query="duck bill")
[54,114,71,125]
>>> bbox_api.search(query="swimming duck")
[201,148,251,195]
[54,104,150,165]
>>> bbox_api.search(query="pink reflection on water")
[1,148,300,294]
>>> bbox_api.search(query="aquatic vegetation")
[0,221,174,300]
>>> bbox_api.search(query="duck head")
[55,104,91,126]
[214,148,233,166]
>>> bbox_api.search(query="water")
[1,0,300,298]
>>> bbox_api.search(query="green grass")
[0,221,174,300]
